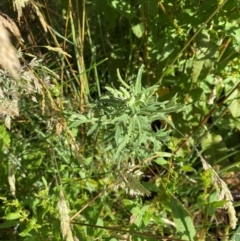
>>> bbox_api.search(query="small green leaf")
[84,156,93,165]
[122,199,135,210]
[132,23,144,38]
[181,165,196,173]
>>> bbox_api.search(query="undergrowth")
[0,0,239,241]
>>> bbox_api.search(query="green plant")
[0,0,240,240]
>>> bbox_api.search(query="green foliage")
[0,0,240,240]
[70,65,182,167]
[170,196,196,241]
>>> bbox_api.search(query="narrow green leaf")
[181,165,196,173]
[115,136,128,160]
[69,116,94,128]
[42,176,48,188]
[135,64,144,94]
[87,123,99,136]
[155,151,173,157]
[117,69,130,89]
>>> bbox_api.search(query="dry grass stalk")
[58,190,74,241]
[13,0,29,21]
[195,148,238,229]
[31,1,48,32]
[0,23,21,79]
[8,164,16,198]
[0,98,19,129]
[0,13,21,41]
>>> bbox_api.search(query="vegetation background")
[0,0,240,240]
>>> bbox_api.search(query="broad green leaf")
[0,220,18,228]
[232,28,240,44]
[192,60,204,83]
[70,127,78,137]
[230,225,240,241]
[132,23,144,38]
[155,158,168,165]
[142,206,151,227]
[0,125,10,147]
[170,196,196,241]
[130,205,151,227]
[228,89,240,118]
[141,182,158,192]
[133,211,143,227]
[206,191,222,216]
